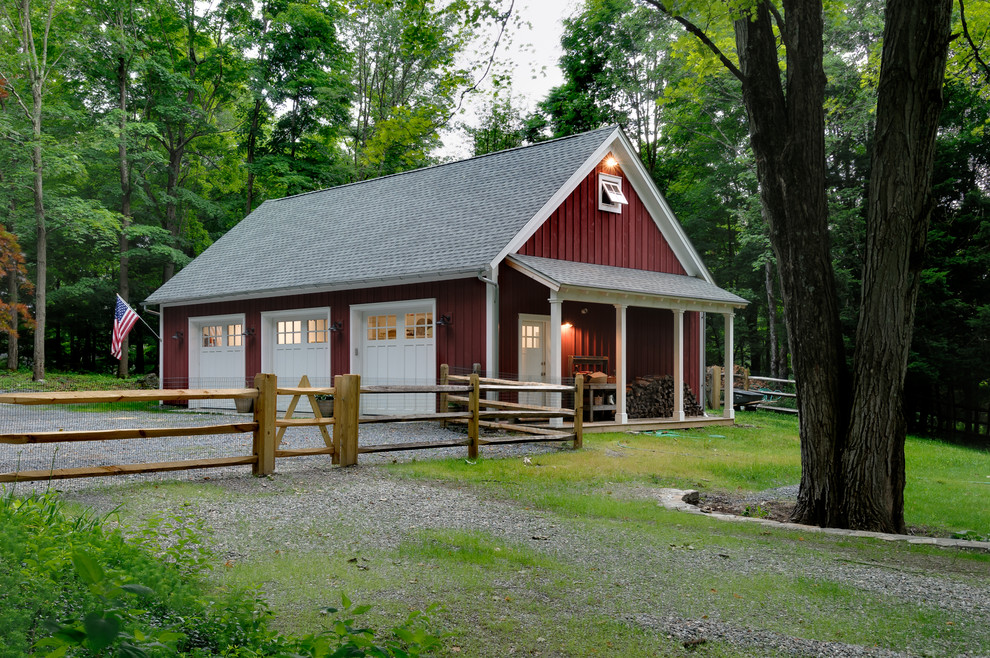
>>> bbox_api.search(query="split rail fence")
[708,365,798,414]
[0,370,583,484]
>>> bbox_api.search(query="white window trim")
[598,172,628,214]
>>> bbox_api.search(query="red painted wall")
[161,278,487,388]
[518,157,687,275]
[498,268,701,396]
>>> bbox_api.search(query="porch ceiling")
[506,254,748,313]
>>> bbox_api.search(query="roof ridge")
[268,124,619,204]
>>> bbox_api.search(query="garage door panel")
[360,304,435,414]
[269,311,332,411]
[190,318,246,410]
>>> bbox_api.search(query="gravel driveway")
[4,408,989,657]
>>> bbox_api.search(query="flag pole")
[119,294,161,341]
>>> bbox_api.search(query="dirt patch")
[699,491,796,523]
[698,491,954,539]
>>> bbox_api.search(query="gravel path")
[4,408,989,657]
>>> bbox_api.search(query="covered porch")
[503,255,748,427]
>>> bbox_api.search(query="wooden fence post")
[334,374,361,466]
[439,363,449,428]
[253,373,277,476]
[573,374,583,449]
[468,373,480,459]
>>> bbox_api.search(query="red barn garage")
[145,125,747,425]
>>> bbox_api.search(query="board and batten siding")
[161,278,488,388]
[517,158,687,274]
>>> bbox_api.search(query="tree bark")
[734,1,850,527]
[764,260,785,379]
[653,0,954,530]
[117,53,132,377]
[842,0,952,533]
[30,78,45,382]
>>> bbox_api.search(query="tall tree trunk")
[162,146,182,282]
[764,260,784,379]
[117,54,132,377]
[30,86,45,382]
[162,16,198,283]
[734,1,849,527]
[842,0,952,533]
[245,98,262,216]
[134,324,144,373]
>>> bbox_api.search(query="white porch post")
[549,294,563,427]
[724,312,735,420]
[614,304,628,424]
[672,309,685,421]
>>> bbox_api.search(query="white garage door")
[357,302,435,414]
[264,309,332,411]
[189,316,246,410]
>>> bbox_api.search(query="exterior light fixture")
[171,331,183,340]
[604,155,618,168]
[328,321,343,333]
[436,314,452,327]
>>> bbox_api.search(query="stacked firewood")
[626,375,704,418]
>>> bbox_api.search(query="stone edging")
[657,488,990,553]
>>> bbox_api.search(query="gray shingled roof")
[146,126,618,305]
[508,254,748,307]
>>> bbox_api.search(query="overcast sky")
[440,0,581,158]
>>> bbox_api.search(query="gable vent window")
[599,173,628,213]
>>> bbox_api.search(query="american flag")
[111,294,139,360]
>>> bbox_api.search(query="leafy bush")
[0,490,442,657]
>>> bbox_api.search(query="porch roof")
[506,254,748,311]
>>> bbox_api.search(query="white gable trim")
[490,126,715,285]
[611,130,713,283]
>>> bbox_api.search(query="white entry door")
[189,315,246,410]
[518,314,549,407]
[355,301,436,414]
[262,309,332,411]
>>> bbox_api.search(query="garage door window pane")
[308,319,327,343]
[368,314,396,341]
[228,324,243,347]
[278,320,302,345]
[202,325,222,348]
[405,312,433,339]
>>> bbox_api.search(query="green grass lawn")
[0,368,153,391]
[51,409,988,657]
[392,410,989,538]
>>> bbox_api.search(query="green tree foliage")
[0,0,503,375]
[348,0,475,179]
[467,92,524,155]
[908,78,990,437]
[0,226,32,336]
[242,0,353,209]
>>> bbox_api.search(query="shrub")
[0,490,442,657]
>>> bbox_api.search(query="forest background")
[0,0,987,443]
